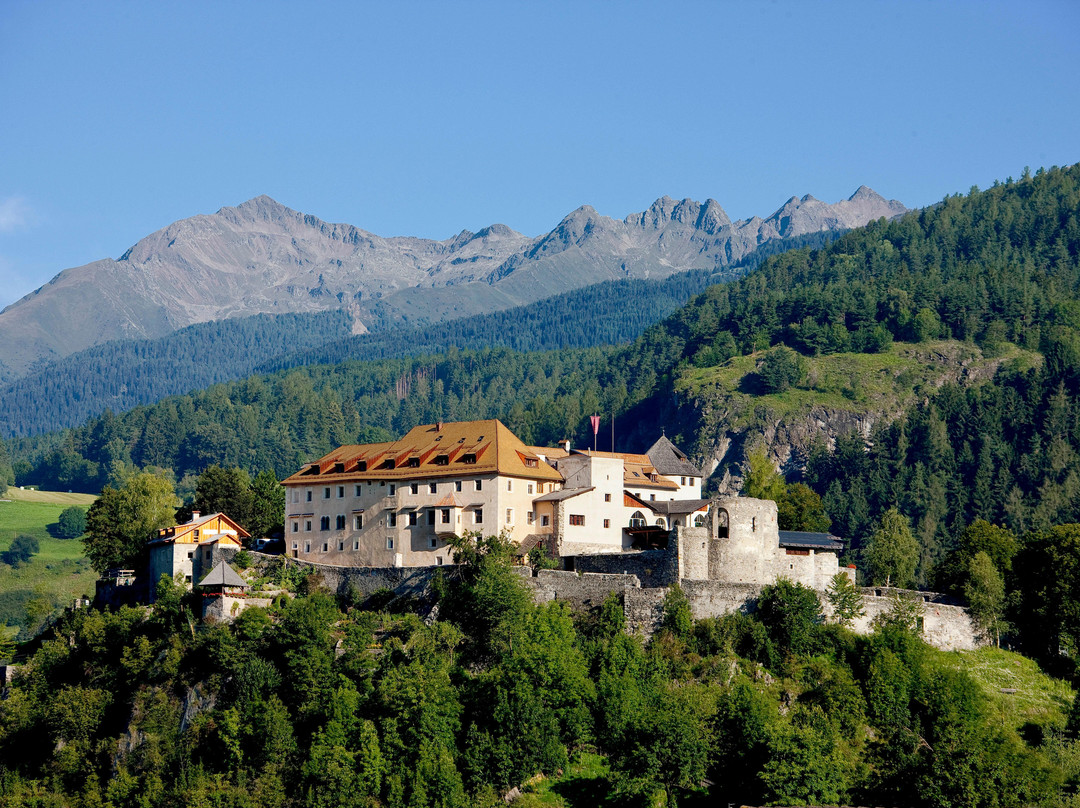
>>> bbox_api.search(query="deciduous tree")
[83,473,177,573]
[865,508,918,588]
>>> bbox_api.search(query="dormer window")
[434,455,449,465]
[462,453,477,464]
[357,461,368,472]
[380,459,395,470]
[407,457,420,468]
[525,458,538,468]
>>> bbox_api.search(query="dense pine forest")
[1,538,1076,808]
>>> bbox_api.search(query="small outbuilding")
[196,560,251,621]
[147,512,250,601]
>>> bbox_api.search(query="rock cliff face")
[0,189,906,380]
[678,344,1030,494]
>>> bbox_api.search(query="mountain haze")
[0,189,905,380]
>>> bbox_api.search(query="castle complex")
[131,417,974,652]
[279,418,847,590]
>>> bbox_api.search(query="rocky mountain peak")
[696,199,732,234]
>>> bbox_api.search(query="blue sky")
[0,0,1077,308]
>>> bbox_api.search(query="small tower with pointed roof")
[646,435,703,499]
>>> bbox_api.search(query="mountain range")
[0,189,906,382]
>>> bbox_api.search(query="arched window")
[715,508,729,538]
[694,514,706,528]
[629,511,647,528]
[655,518,667,528]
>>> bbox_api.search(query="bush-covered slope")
[0,550,1072,808]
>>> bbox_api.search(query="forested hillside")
[8,348,622,494]
[0,542,1074,808]
[0,230,836,438]
[639,165,1080,576]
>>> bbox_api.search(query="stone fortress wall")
[212,497,979,651]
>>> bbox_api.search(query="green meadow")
[0,487,97,635]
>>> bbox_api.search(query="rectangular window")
[603,519,611,528]
[336,514,346,529]
[389,484,396,495]
[292,542,298,550]
[541,515,550,527]
[338,486,345,498]
[386,537,394,550]
[305,542,311,552]
[429,482,437,494]
[527,484,534,494]
[505,508,513,525]
[292,489,299,503]
[455,480,463,492]
[569,514,585,526]
[507,480,513,492]
[338,541,344,551]
[437,556,444,566]
[604,493,611,502]
[322,542,328,552]
[187,551,193,559]
[441,508,451,524]
[650,494,656,501]
[355,485,362,496]
[427,510,436,525]
[305,520,312,531]
[353,540,360,550]
[527,511,534,525]
[410,482,419,495]
[324,487,331,499]
[320,516,330,531]
[681,476,686,485]
[354,514,363,530]
[475,479,482,491]
[429,538,437,549]
[474,509,483,524]
[306,489,312,502]
[292,522,299,533]
[387,513,397,527]
[409,511,419,526]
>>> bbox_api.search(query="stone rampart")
[527,569,641,608]
[572,546,678,586]
[222,550,980,651]
[217,548,444,605]
[850,588,978,652]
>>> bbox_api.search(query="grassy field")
[0,487,97,634]
[950,646,1074,734]
[676,340,1040,427]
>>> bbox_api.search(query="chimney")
[436,421,443,431]
[560,439,571,453]
[191,511,201,520]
